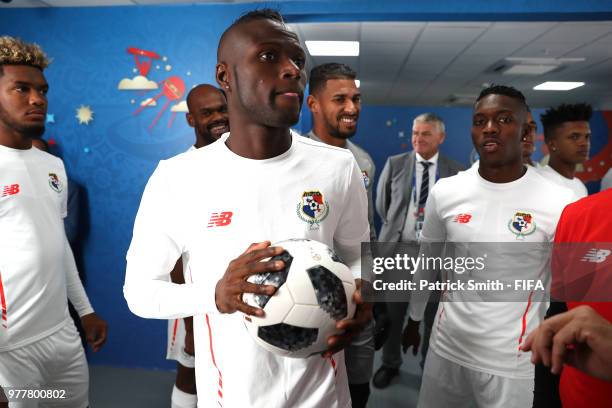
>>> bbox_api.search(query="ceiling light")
[505,57,585,64]
[500,57,586,76]
[305,41,359,56]
[503,65,558,75]
[533,81,585,91]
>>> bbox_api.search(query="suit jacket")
[376,151,464,242]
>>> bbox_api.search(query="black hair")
[308,63,357,95]
[476,84,528,110]
[217,8,286,59]
[540,103,592,141]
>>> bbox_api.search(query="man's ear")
[546,137,558,153]
[186,113,195,128]
[306,94,318,114]
[216,62,230,91]
[521,120,530,142]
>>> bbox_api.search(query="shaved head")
[217,9,287,62]
[186,84,224,111]
[214,8,305,130]
[185,83,228,147]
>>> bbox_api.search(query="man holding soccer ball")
[124,9,371,408]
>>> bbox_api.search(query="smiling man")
[186,84,229,148]
[125,9,371,408]
[402,85,577,407]
[373,113,463,388]
[166,83,229,408]
[305,62,375,408]
[539,103,591,198]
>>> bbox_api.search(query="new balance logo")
[581,249,611,263]
[207,211,233,228]
[1,184,20,197]
[453,213,472,224]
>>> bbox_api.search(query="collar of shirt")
[415,151,439,165]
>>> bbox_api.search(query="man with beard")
[305,62,375,408]
[166,83,229,408]
[0,36,107,407]
[125,9,371,408]
[538,103,591,198]
[403,85,577,407]
[373,113,463,388]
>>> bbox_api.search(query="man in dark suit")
[373,113,464,388]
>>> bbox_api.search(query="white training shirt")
[538,164,588,198]
[408,166,577,379]
[0,145,93,352]
[124,133,369,408]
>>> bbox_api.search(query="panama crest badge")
[48,173,63,193]
[297,190,329,230]
[508,211,536,240]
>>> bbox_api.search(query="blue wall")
[1,1,611,370]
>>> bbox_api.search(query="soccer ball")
[242,238,356,358]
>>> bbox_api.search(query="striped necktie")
[418,161,432,209]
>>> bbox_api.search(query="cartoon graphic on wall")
[133,76,186,129]
[127,47,160,77]
[118,47,189,130]
[76,105,94,125]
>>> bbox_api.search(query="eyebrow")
[14,80,48,89]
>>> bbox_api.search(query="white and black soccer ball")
[242,238,356,358]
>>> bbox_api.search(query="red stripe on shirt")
[329,356,337,377]
[518,291,533,348]
[171,319,179,347]
[0,270,7,328]
[206,314,223,405]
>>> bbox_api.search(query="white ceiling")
[292,21,612,109]
[2,1,611,108]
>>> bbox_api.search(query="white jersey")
[125,133,369,408]
[166,145,196,366]
[408,167,576,379]
[305,131,376,242]
[0,145,92,352]
[538,164,587,198]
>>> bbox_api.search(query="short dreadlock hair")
[0,36,50,76]
[540,103,592,141]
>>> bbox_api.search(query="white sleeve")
[64,236,94,317]
[408,189,446,322]
[124,161,214,319]
[60,163,68,218]
[334,159,370,279]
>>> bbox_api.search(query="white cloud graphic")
[170,100,188,112]
[140,98,157,107]
[118,75,158,90]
